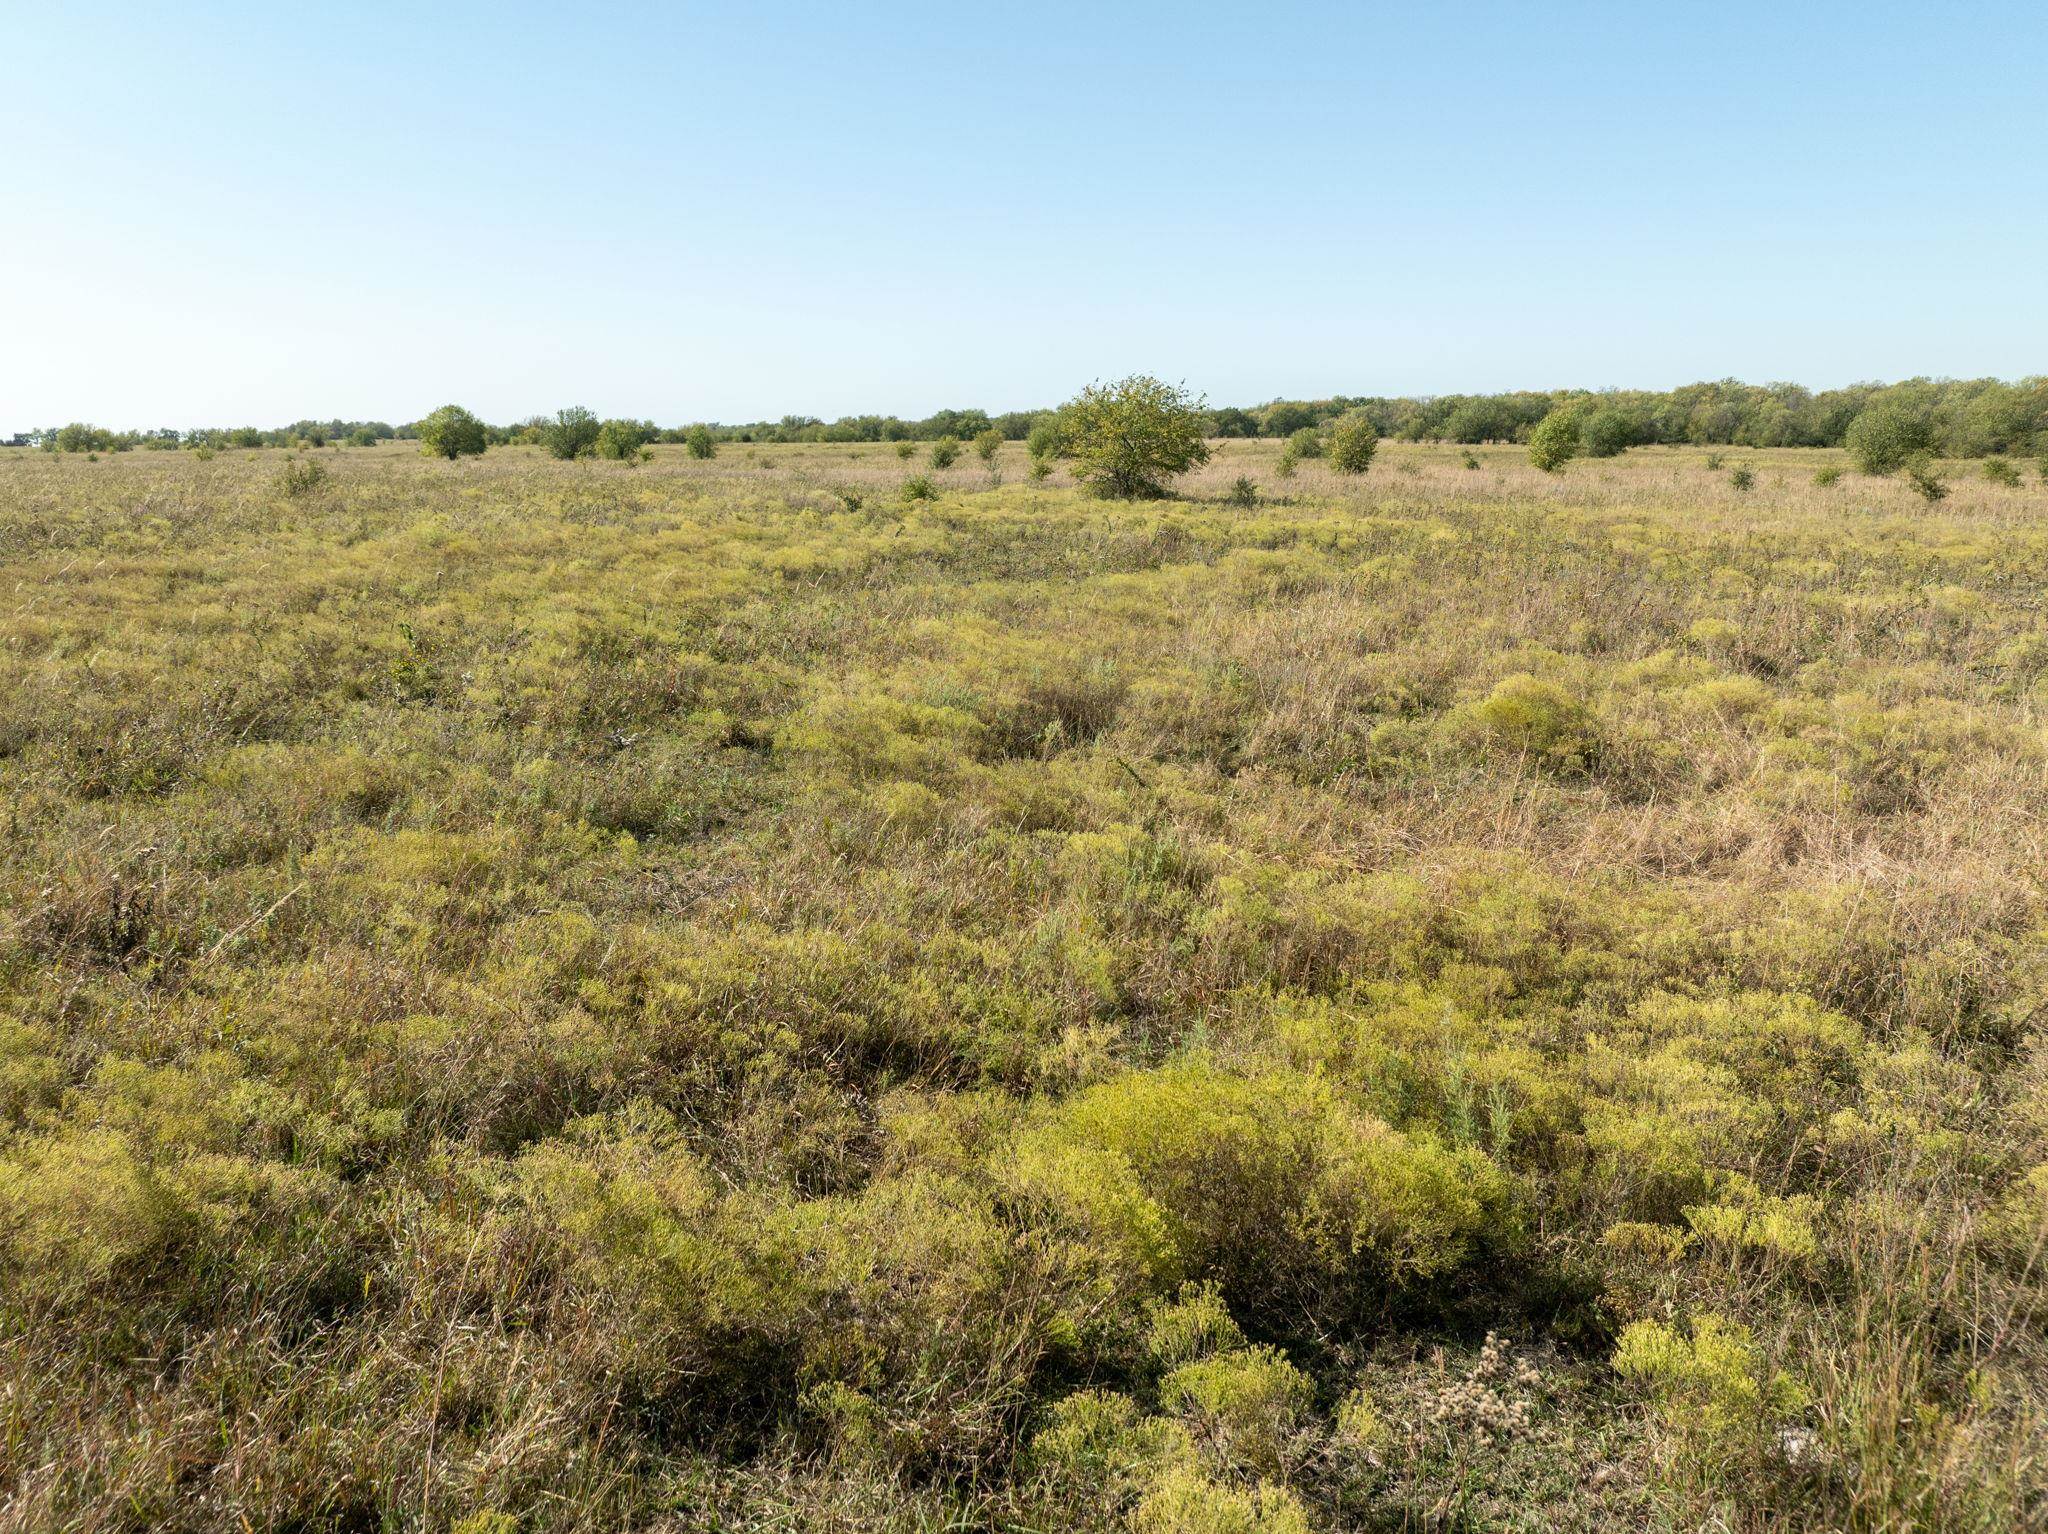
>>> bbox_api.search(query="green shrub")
[999,1056,1504,1320]
[930,436,962,470]
[346,427,377,448]
[1528,409,1580,472]
[415,404,487,459]
[274,457,328,498]
[974,428,1004,465]
[896,440,916,460]
[1327,412,1378,475]
[593,418,650,461]
[1466,673,1599,771]
[1060,375,1212,499]
[1226,476,1258,509]
[1581,407,1635,458]
[1026,419,1065,460]
[901,474,938,502]
[1285,427,1323,461]
[1729,465,1754,491]
[1904,453,1948,504]
[1845,404,1933,475]
[685,424,717,459]
[1461,450,1481,469]
[540,406,601,460]
[1982,456,2020,487]
[1813,464,1842,486]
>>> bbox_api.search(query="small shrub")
[1060,375,1211,499]
[1904,453,1948,504]
[901,474,938,503]
[274,457,328,498]
[1274,452,1297,479]
[895,441,916,460]
[1327,413,1378,475]
[1845,404,1933,475]
[974,428,1003,465]
[1028,456,1053,482]
[1812,464,1842,486]
[1704,452,1724,470]
[685,425,717,459]
[1462,450,1481,469]
[1285,427,1323,461]
[1982,456,2020,487]
[593,419,650,461]
[1729,466,1754,491]
[929,436,962,470]
[1026,420,1064,460]
[416,404,488,460]
[1528,409,1580,472]
[1226,476,1258,509]
[1467,673,1599,771]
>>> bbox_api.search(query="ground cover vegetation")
[3,426,2048,1530]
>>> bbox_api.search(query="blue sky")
[4,0,2043,431]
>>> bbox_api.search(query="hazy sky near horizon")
[5,0,2044,432]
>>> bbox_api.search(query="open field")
[5,440,2048,1531]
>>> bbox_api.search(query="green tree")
[1061,375,1211,498]
[1844,405,1932,475]
[416,405,487,460]
[594,419,650,461]
[973,428,1004,465]
[1528,409,1581,472]
[929,435,962,469]
[1328,412,1378,474]
[541,406,602,461]
[685,424,717,460]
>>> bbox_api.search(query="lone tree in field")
[685,424,717,459]
[1845,405,1932,475]
[416,404,487,460]
[1329,412,1378,474]
[1528,408,1581,473]
[1061,375,1211,498]
[541,406,601,461]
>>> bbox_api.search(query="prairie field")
[7,439,2048,1532]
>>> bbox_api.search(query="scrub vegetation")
[3,432,2048,1531]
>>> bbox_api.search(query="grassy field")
[4,439,2047,1531]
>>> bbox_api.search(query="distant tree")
[1328,412,1379,474]
[1061,375,1211,499]
[1259,401,1319,438]
[685,424,717,459]
[1845,405,1932,475]
[416,405,487,460]
[929,436,962,469]
[1528,409,1581,472]
[1209,406,1259,438]
[52,423,113,453]
[973,428,1003,465]
[594,418,650,460]
[346,428,377,448]
[541,407,602,461]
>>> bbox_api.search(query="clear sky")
[4,0,2043,432]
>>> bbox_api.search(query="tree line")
[15,375,2046,459]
